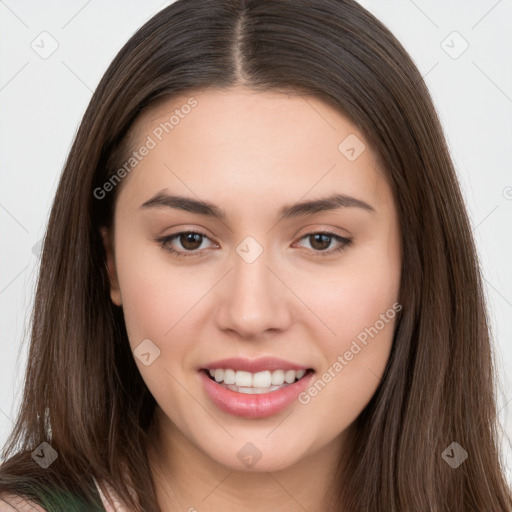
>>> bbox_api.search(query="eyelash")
[156,230,352,258]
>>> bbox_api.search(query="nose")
[214,245,293,340]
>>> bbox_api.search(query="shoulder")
[0,493,48,511]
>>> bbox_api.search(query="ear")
[100,226,122,306]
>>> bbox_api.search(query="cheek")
[297,285,399,441]
[113,242,205,402]
[301,236,400,348]
[112,235,200,346]
[296,234,400,406]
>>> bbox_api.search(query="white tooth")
[253,371,272,387]
[296,369,306,379]
[225,384,289,394]
[235,371,253,387]
[210,368,306,386]
[284,370,297,384]
[271,369,285,386]
[223,369,236,385]
[237,387,257,394]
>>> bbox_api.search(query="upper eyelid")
[161,228,348,241]
[160,229,350,251]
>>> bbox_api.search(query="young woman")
[1,0,511,510]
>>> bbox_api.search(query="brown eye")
[179,232,203,251]
[308,233,332,251]
[157,230,214,257]
[295,231,352,256]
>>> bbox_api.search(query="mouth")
[200,368,315,395]
[199,367,316,418]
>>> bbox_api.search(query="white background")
[1,0,511,483]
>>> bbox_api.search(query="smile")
[206,368,307,394]
[199,368,316,418]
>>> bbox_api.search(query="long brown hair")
[1,0,511,510]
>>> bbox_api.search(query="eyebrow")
[140,191,375,220]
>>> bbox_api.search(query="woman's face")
[103,85,401,472]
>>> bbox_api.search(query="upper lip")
[200,357,312,373]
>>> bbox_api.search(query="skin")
[101,85,402,512]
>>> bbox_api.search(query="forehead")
[117,85,390,213]
[135,85,364,160]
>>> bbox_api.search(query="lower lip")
[199,370,315,418]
